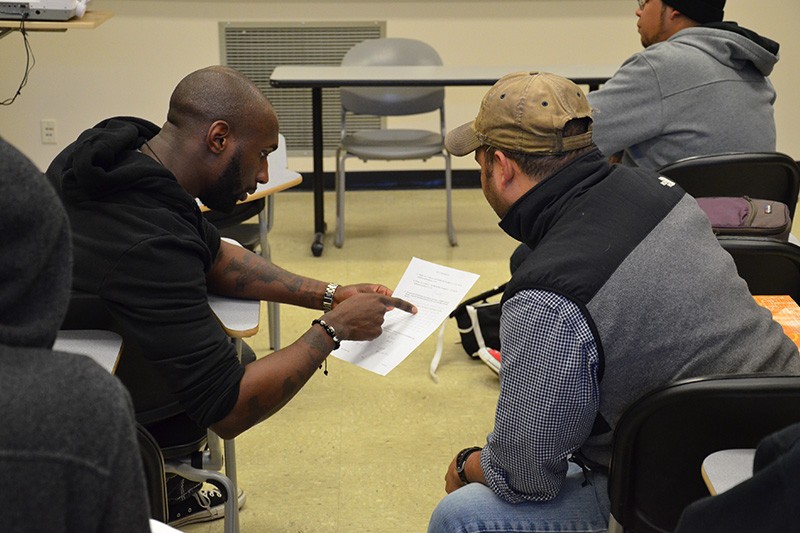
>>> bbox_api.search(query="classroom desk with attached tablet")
[54,329,123,373]
[701,448,756,495]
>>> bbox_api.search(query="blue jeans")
[428,462,610,533]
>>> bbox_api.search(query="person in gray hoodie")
[0,137,151,532]
[587,0,778,170]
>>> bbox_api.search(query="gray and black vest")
[500,149,800,468]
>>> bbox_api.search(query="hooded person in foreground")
[0,137,151,532]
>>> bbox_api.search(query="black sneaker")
[168,481,246,527]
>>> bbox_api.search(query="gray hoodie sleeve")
[587,53,664,161]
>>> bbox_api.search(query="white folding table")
[269,63,617,256]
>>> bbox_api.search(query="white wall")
[1,0,798,172]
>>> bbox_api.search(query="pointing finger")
[383,296,417,314]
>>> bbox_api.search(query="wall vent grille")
[220,21,385,156]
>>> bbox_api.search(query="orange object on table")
[754,295,800,347]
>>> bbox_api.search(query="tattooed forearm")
[246,394,265,426]
[218,248,311,301]
[241,334,331,426]
[218,250,270,290]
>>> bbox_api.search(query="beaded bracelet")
[312,318,341,350]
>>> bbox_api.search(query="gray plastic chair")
[335,37,456,247]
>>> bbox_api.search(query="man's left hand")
[444,454,464,494]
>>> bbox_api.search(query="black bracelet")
[312,318,341,350]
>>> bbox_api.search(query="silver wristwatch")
[323,283,338,312]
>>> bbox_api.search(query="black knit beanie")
[662,0,725,23]
[0,137,72,349]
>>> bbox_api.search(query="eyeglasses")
[636,0,650,8]
[259,149,271,162]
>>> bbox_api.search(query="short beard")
[641,4,670,48]
[199,149,242,213]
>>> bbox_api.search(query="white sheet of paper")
[331,257,479,375]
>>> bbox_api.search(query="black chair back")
[609,374,800,533]
[659,152,800,219]
[717,236,800,303]
[203,198,265,250]
[136,424,168,522]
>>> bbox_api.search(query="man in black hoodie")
[0,137,151,532]
[48,65,416,526]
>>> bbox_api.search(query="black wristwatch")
[455,446,482,485]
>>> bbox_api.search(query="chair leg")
[335,149,346,248]
[204,430,225,472]
[257,207,280,350]
[225,340,243,487]
[444,152,457,246]
[205,430,237,488]
[257,207,271,262]
[223,437,238,491]
[267,302,280,350]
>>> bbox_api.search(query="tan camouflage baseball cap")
[445,71,593,157]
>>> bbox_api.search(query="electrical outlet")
[41,119,57,144]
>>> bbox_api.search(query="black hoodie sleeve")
[100,230,245,429]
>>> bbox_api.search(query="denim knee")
[428,484,489,533]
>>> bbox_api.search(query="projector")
[0,0,90,21]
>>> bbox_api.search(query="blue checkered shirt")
[479,289,601,503]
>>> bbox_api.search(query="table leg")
[311,86,326,257]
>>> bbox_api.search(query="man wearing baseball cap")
[427,72,799,532]
[587,0,779,170]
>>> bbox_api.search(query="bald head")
[150,66,279,206]
[167,65,276,135]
